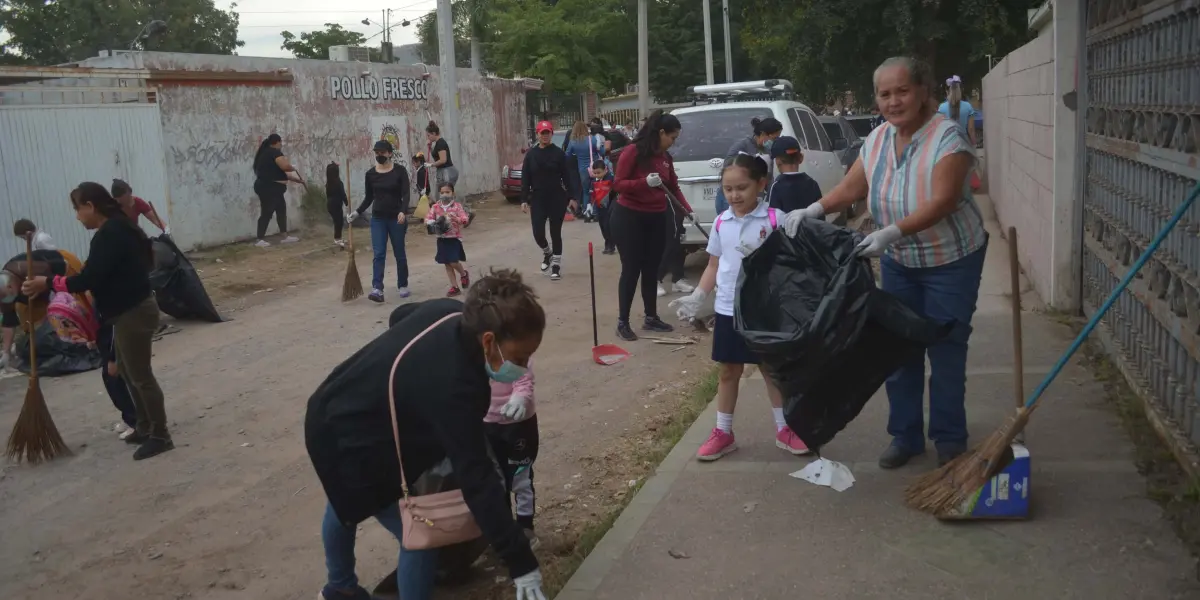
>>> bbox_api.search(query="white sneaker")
[672,279,696,293]
[281,236,300,244]
[255,239,270,248]
[656,284,667,297]
[119,427,137,440]
[334,239,346,248]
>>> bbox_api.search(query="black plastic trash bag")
[149,235,224,323]
[736,219,953,450]
[12,320,103,376]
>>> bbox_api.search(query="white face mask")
[438,195,453,205]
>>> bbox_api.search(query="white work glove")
[500,395,529,422]
[513,569,547,600]
[668,288,708,322]
[346,210,359,223]
[782,202,826,237]
[645,172,663,188]
[162,226,171,236]
[855,224,904,257]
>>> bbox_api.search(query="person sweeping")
[22,182,174,461]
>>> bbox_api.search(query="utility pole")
[702,0,714,85]
[722,0,733,82]
[437,0,460,168]
[637,0,649,119]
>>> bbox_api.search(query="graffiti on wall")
[329,76,429,101]
[170,139,252,169]
[368,116,410,164]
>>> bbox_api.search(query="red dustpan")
[589,242,629,365]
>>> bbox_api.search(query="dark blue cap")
[769,136,802,159]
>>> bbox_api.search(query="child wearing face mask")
[424,183,471,297]
[669,153,811,461]
[485,360,540,545]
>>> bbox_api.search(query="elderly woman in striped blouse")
[783,56,988,470]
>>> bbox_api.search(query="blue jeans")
[881,241,988,453]
[321,503,439,599]
[715,187,728,214]
[370,216,409,290]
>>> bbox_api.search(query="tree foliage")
[740,0,1038,107]
[280,23,380,61]
[648,0,764,102]
[415,0,473,68]
[0,0,243,65]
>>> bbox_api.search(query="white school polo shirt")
[705,201,778,317]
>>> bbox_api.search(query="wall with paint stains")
[75,52,530,250]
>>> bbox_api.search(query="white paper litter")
[790,457,855,492]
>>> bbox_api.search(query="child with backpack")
[766,136,823,213]
[669,153,811,461]
[588,160,617,255]
[424,183,471,297]
[485,361,540,546]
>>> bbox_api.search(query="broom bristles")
[342,249,363,301]
[905,407,1034,517]
[5,378,71,464]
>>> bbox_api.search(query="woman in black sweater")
[348,139,411,303]
[325,162,348,247]
[22,182,172,461]
[306,269,548,600]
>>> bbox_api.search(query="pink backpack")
[713,207,779,234]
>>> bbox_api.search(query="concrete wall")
[74,52,528,250]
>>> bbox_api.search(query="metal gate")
[1080,0,1200,447]
[0,101,169,260]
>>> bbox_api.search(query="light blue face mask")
[763,138,775,152]
[485,342,527,383]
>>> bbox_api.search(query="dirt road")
[0,196,712,599]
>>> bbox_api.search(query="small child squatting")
[425,183,471,296]
[486,360,540,542]
[669,153,811,461]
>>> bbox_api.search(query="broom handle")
[589,242,598,347]
[1008,226,1024,444]
[24,235,37,379]
[346,157,352,248]
[1024,180,1200,410]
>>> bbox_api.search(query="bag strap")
[388,312,462,497]
[714,215,722,234]
[768,208,778,229]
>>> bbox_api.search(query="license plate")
[703,184,718,198]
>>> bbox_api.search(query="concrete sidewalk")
[557,209,1200,599]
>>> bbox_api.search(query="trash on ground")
[790,457,855,492]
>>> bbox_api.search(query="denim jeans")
[880,240,988,453]
[715,187,728,214]
[370,216,409,291]
[321,503,439,600]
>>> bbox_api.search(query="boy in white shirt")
[13,219,56,251]
[670,154,811,461]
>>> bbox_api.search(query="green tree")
[280,23,380,61]
[415,0,473,68]
[740,0,1037,107]
[0,0,242,65]
[646,0,765,102]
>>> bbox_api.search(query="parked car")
[843,115,879,138]
[818,115,864,171]
[670,95,847,250]
[502,130,569,203]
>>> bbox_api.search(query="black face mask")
[375,155,390,165]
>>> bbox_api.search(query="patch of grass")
[541,366,719,595]
[301,186,329,228]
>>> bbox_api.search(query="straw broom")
[342,157,364,301]
[5,236,71,464]
[906,180,1200,517]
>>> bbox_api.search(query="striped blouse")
[861,114,987,268]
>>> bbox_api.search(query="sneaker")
[878,443,923,470]
[334,239,346,248]
[254,239,270,248]
[642,316,674,333]
[447,286,461,297]
[132,437,174,461]
[124,430,150,445]
[550,265,561,281]
[656,284,667,297]
[281,235,300,244]
[672,279,696,294]
[397,287,411,299]
[775,426,812,455]
[602,245,616,255]
[318,585,372,600]
[540,251,552,273]
[460,270,470,289]
[696,428,737,461]
[368,289,384,303]
[119,426,139,441]
[616,320,638,342]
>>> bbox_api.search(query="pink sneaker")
[775,426,812,455]
[697,428,737,461]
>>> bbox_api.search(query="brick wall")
[983,28,1056,303]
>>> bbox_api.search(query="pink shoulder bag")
[387,312,483,549]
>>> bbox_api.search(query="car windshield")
[821,121,845,142]
[670,107,773,163]
[847,117,875,137]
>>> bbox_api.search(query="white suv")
[670,99,847,248]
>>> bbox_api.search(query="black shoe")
[550,265,561,281]
[936,443,967,467]
[602,245,616,255]
[124,431,150,445]
[616,320,638,342]
[540,251,552,273]
[878,443,922,469]
[133,437,175,461]
[642,316,674,333]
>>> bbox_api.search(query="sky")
[224,0,436,58]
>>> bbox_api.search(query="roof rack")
[686,79,794,103]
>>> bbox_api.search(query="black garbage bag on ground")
[12,320,103,376]
[736,219,953,450]
[149,235,224,323]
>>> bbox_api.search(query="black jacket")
[304,299,538,579]
[520,143,577,205]
[59,218,152,323]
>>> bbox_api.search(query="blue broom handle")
[1024,180,1200,410]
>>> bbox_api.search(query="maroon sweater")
[613,148,692,213]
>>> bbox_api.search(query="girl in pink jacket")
[485,360,539,538]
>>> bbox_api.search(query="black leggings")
[530,195,567,255]
[327,199,344,239]
[254,180,288,239]
[596,202,614,248]
[611,202,667,321]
